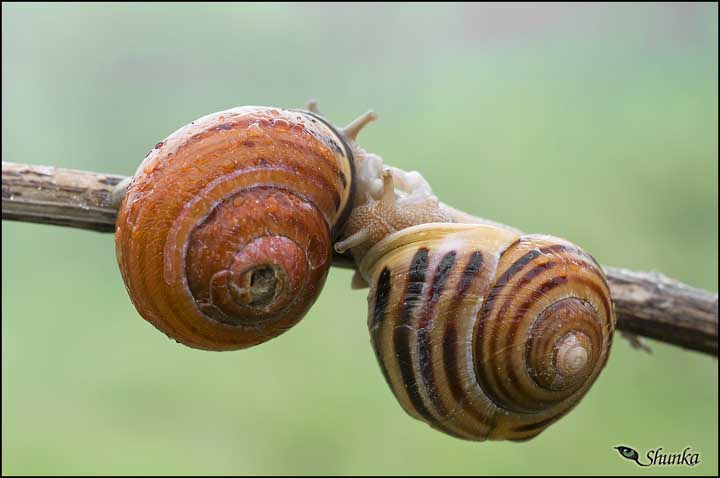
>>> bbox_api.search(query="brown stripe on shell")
[444,251,486,405]
[457,251,485,296]
[393,248,434,422]
[511,412,565,434]
[473,247,543,350]
[416,251,457,420]
[370,267,393,389]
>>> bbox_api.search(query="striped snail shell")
[115,105,375,350]
[358,223,615,441]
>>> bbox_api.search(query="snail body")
[116,106,365,350]
[337,168,616,441]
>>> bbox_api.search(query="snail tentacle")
[342,110,378,141]
[305,98,321,114]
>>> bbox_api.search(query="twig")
[604,267,717,355]
[1,162,122,232]
[3,161,718,356]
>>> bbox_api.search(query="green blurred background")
[2,3,717,476]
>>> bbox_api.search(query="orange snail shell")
[360,223,615,441]
[115,106,354,350]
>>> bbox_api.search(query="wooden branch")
[1,162,123,232]
[3,161,718,356]
[604,267,717,355]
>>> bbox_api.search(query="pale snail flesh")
[335,150,616,441]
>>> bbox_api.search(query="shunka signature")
[614,445,701,467]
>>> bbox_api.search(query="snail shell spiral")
[116,106,354,350]
[360,223,615,441]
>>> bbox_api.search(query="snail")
[334,147,616,441]
[115,103,377,350]
[116,101,615,441]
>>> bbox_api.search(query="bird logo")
[614,445,649,466]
